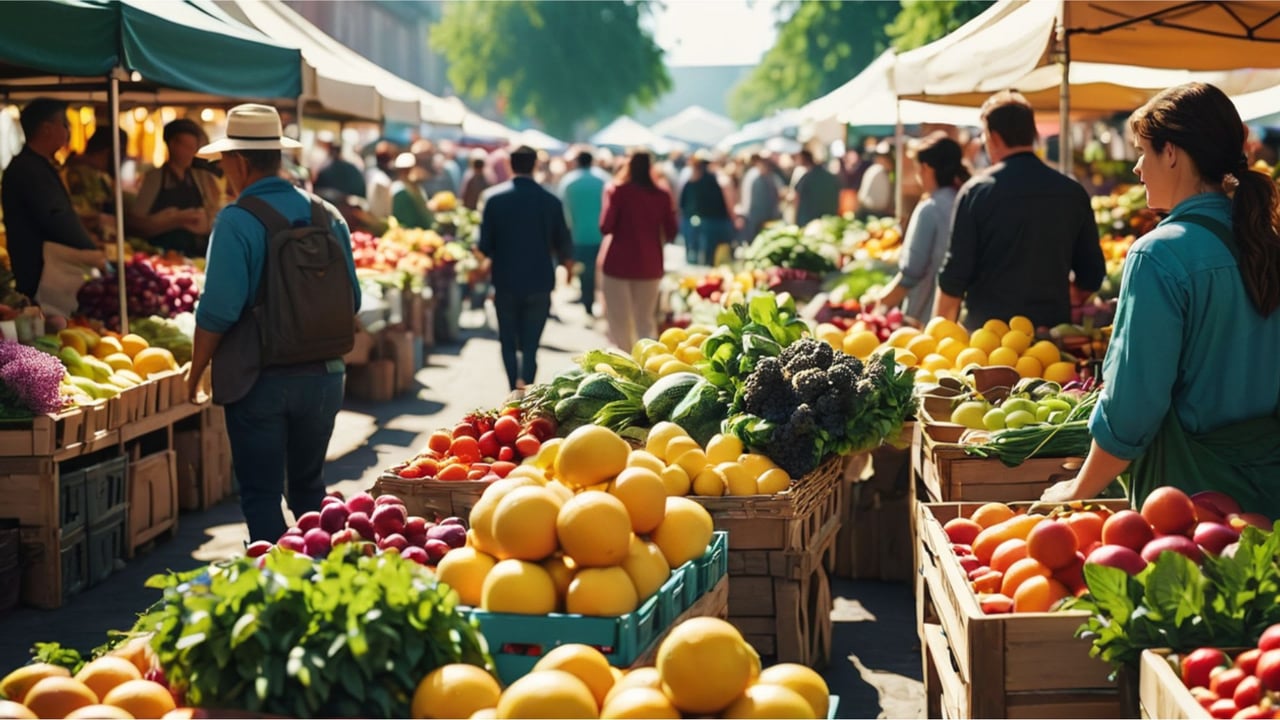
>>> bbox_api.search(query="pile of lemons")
[411,618,830,719]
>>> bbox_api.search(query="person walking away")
[0,98,106,311]
[856,141,894,221]
[365,141,398,221]
[559,149,608,318]
[1039,82,1280,517]
[599,150,678,350]
[738,153,781,246]
[791,148,841,226]
[680,152,734,266]
[186,104,361,543]
[478,146,574,392]
[461,149,490,210]
[871,133,968,322]
[933,90,1105,331]
[390,152,434,229]
[131,119,223,256]
[313,131,366,200]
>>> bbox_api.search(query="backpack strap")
[236,195,294,238]
[309,198,333,230]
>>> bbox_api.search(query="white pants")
[601,274,662,350]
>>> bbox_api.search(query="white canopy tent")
[460,112,519,144]
[716,109,803,154]
[650,105,738,148]
[893,0,1280,172]
[223,0,463,126]
[591,116,677,154]
[515,128,567,153]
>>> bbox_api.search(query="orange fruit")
[65,705,136,719]
[969,502,1016,529]
[1000,557,1052,597]
[1013,575,1070,613]
[22,677,98,719]
[75,657,142,702]
[411,664,501,719]
[0,700,36,719]
[1,664,71,704]
[989,539,1028,575]
[972,513,1045,565]
[101,679,176,719]
[1065,512,1106,550]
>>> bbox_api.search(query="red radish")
[296,511,321,532]
[378,534,409,552]
[346,492,376,516]
[245,541,273,558]
[1194,522,1240,555]
[1141,535,1202,564]
[346,511,375,540]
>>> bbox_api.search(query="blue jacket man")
[478,146,573,392]
[187,105,361,543]
[558,150,608,317]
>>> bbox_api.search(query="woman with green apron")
[130,119,222,256]
[1040,82,1280,519]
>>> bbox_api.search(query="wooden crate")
[913,419,1082,503]
[372,474,490,521]
[201,405,234,506]
[835,441,914,582]
[82,400,110,443]
[17,524,84,609]
[381,328,418,394]
[917,500,1128,718]
[346,359,396,402]
[1139,649,1212,720]
[127,450,178,555]
[729,545,834,667]
[0,408,85,457]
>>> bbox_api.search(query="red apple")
[1085,544,1148,575]
[1142,535,1203,564]
[346,492,376,516]
[330,528,357,546]
[402,546,430,565]
[1193,522,1240,556]
[296,511,321,532]
[319,503,349,534]
[371,504,407,538]
[378,533,409,552]
[303,528,332,557]
[346,511,375,541]
[277,534,306,554]
[424,538,450,564]
[374,494,406,508]
[245,541,273,558]
[1192,490,1243,520]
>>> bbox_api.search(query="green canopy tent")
[0,0,302,331]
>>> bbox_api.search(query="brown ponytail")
[1130,82,1280,316]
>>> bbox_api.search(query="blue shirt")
[558,168,607,247]
[1090,192,1280,460]
[898,186,957,322]
[196,177,361,334]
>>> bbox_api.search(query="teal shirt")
[1090,192,1280,460]
[558,167,606,247]
[196,177,361,335]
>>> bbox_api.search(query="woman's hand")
[1039,477,1084,504]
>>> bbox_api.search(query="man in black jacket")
[934,90,1105,330]
[2,98,103,300]
[478,146,574,392]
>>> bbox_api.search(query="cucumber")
[642,372,702,424]
[670,379,729,446]
[576,373,628,402]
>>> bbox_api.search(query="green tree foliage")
[431,1,670,139]
[886,0,995,52]
[727,0,901,124]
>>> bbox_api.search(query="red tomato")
[525,417,556,442]
[1182,648,1231,690]
[494,415,521,445]
[514,434,540,458]
[497,446,516,462]
[490,461,517,478]
[478,431,502,460]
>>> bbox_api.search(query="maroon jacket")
[599,181,677,280]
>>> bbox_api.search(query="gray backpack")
[210,195,355,405]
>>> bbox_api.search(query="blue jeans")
[494,292,551,391]
[573,244,600,314]
[224,372,344,542]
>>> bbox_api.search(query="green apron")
[1126,214,1280,518]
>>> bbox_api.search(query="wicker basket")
[371,474,493,521]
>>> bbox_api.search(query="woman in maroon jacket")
[599,150,678,349]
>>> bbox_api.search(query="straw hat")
[198,103,302,158]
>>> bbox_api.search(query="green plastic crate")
[59,468,88,535]
[828,695,840,719]
[87,506,127,587]
[61,527,88,600]
[695,530,729,596]
[655,562,690,631]
[466,589,662,686]
[86,456,127,522]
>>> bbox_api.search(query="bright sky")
[650,0,782,67]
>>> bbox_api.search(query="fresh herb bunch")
[1068,522,1280,675]
[132,545,492,719]
[725,345,917,478]
[699,292,809,407]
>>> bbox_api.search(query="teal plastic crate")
[828,695,839,719]
[466,590,662,686]
[695,530,729,596]
[87,506,127,587]
[655,563,690,631]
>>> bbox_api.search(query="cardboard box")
[382,329,418,393]
[346,359,395,402]
[343,328,377,366]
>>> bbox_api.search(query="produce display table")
[1138,649,1211,720]
[911,419,1082,505]
[834,433,914,582]
[691,455,844,667]
[0,382,219,609]
[917,500,1130,719]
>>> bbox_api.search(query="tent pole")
[1058,25,1072,176]
[110,73,128,335]
[894,100,905,226]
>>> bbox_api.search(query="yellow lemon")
[967,328,1001,355]
[921,353,952,373]
[738,453,776,478]
[954,347,988,369]
[705,434,744,465]
[495,670,597,719]
[1044,361,1079,385]
[656,618,760,714]
[886,327,921,349]
[905,333,937,359]
[555,425,630,489]
[894,350,918,367]
[841,330,879,359]
[936,337,966,362]
[659,464,691,496]
[1014,355,1043,379]
[758,663,831,718]
[566,567,640,617]
[411,664,502,719]
[626,450,666,474]
[599,687,681,719]
[1009,315,1035,335]
[532,645,617,709]
[982,318,1011,337]
[691,466,726,497]
[1027,340,1062,369]
[722,684,813,719]
[756,468,791,494]
[987,346,1020,368]
[1000,330,1033,355]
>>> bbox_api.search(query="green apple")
[1005,410,1037,429]
[982,407,1007,431]
[1002,398,1037,416]
[1035,405,1052,422]
[951,400,991,430]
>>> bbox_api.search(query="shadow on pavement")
[823,578,923,719]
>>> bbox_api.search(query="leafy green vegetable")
[132,545,492,718]
[966,393,1099,466]
[1068,523,1280,675]
[28,642,86,675]
[744,225,840,274]
[699,291,808,407]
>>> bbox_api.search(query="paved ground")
[0,280,923,718]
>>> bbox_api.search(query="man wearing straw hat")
[186,104,361,543]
